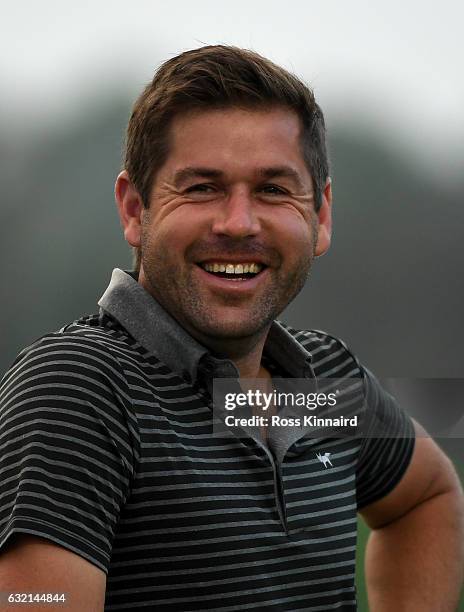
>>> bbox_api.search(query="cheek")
[142,206,204,260]
[270,210,317,255]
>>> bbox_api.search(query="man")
[0,45,462,611]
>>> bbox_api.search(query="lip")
[194,264,270,294]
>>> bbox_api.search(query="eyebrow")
[172,165,306,190]
[172,167,223,188]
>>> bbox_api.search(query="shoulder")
[2,313,133,390]
[0,314,139,477]
[0,313,135,433]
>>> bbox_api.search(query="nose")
[211,187,261,238]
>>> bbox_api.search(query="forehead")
[162,107,309,180]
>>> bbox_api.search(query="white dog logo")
[316,452,333,468]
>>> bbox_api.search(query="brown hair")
[124,45,329,271]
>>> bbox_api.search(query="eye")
[259,184,287,195]
[185,183,216,193]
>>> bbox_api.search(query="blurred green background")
[1,1,462,608]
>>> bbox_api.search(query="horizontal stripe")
[0,306,415,611]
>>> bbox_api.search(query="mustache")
[187,237,281,266]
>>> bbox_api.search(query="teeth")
[202,262,263,274]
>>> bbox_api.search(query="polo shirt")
[0,268,415,611]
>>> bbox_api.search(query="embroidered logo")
[316,452,333,468]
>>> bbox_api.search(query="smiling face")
[117,107,332,347]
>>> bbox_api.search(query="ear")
[114,170,144,248]
[314,178,333,257]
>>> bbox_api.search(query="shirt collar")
[98,268,313,382]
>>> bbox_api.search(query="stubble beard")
[141,237,317,343]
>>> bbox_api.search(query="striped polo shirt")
[0,268,415,611]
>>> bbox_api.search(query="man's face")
[135,107,331,344]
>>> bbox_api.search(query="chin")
[194,314,271,341]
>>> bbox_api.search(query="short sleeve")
[356,367,415,510]
[0,334,136,573]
